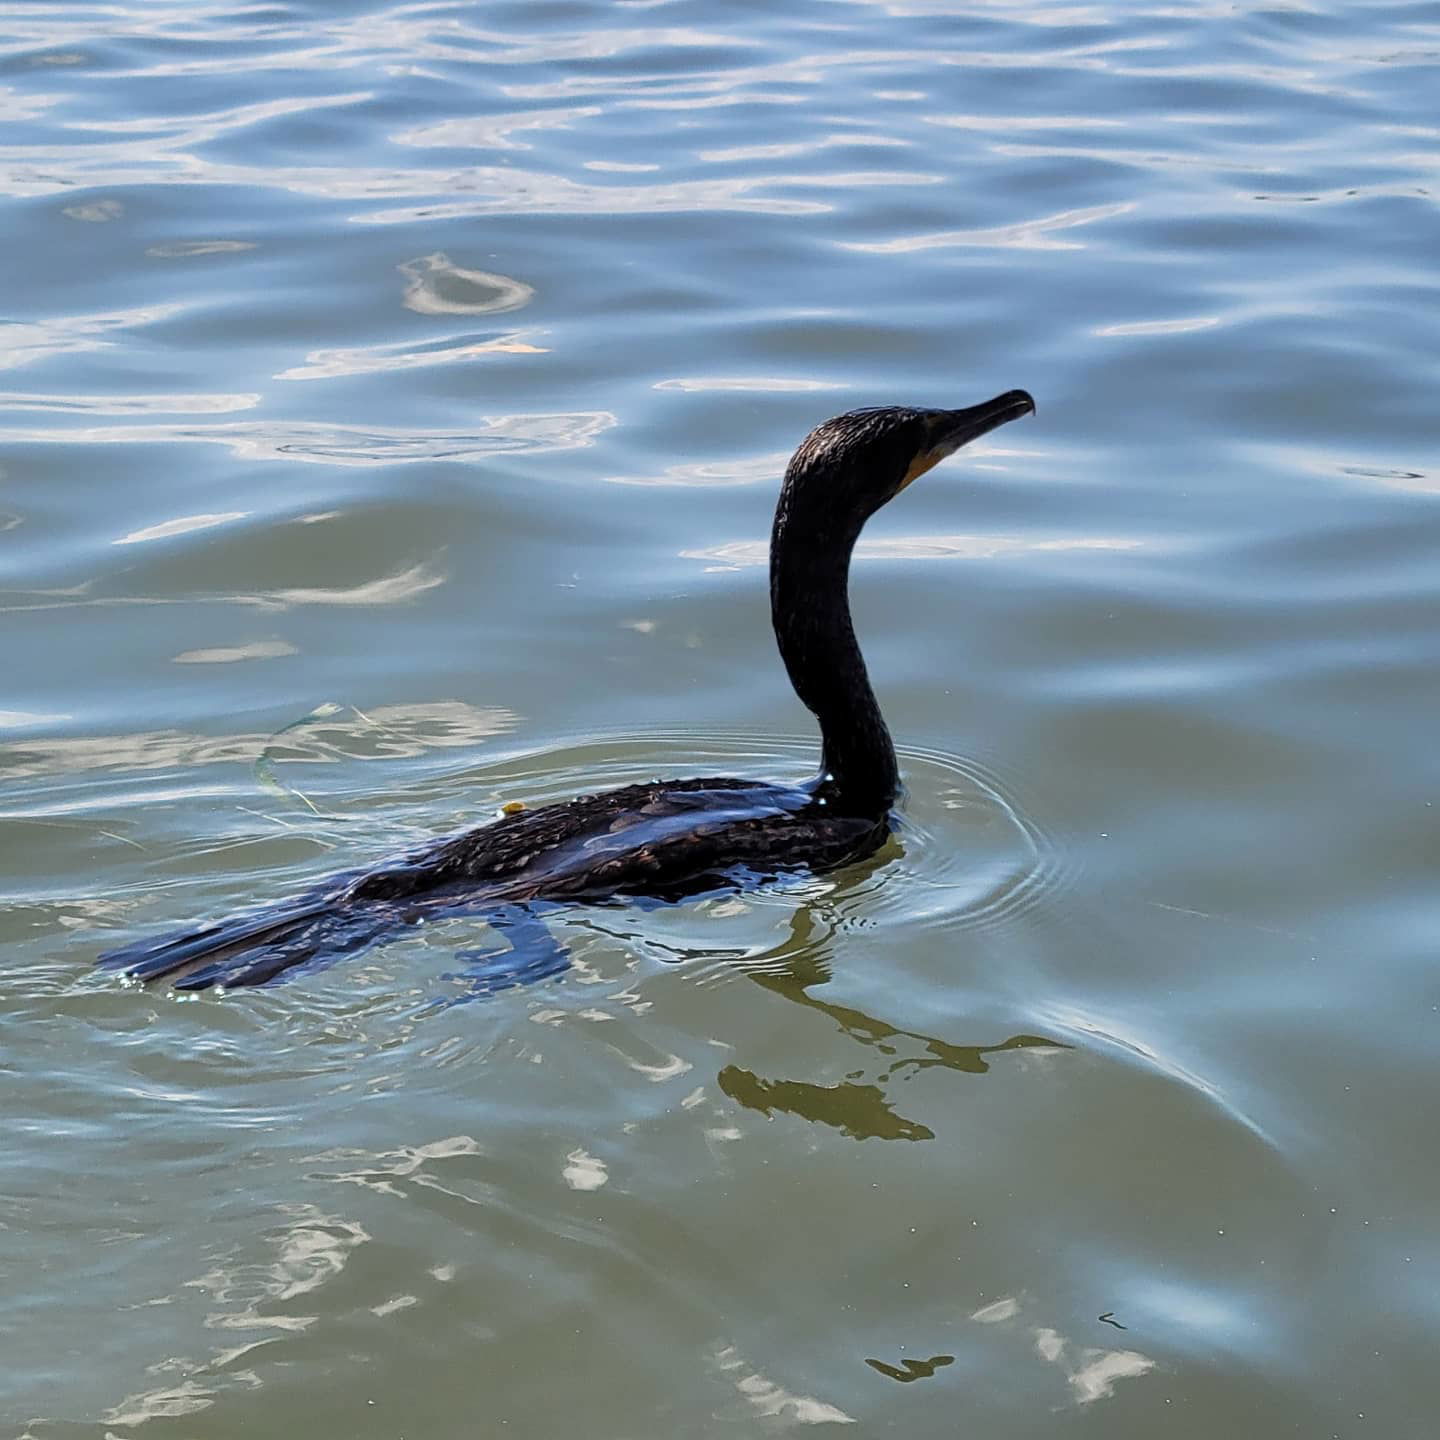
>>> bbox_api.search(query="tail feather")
[99,894,572,995]
[97,900,340,987]
[171,910,393,990]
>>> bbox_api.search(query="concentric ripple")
[339,725,1070,982]
[435,726,1071,940]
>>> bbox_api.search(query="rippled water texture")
[3,1,1438,1435]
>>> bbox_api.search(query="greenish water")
[3,1,1438,1435]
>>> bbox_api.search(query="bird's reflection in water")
[717,1066,938,1142]
[576,860,1067,1143]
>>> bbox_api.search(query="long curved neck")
[770,497,898,817]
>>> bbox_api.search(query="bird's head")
[779,390,1036,535]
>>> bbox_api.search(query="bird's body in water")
[99,390,1035,994]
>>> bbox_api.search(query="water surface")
[3,1,1438,1435]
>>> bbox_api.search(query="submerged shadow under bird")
[98,390,1035,995]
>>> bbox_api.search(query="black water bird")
[99,391,1035,994]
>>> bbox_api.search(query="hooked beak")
[900,389,1036,490]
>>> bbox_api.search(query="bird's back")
[100,774,888,991]
[353,774,882,905]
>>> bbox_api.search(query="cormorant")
[98,391,1035,993]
